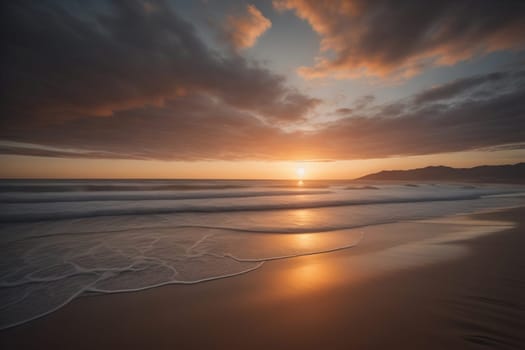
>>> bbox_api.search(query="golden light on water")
[291,208,313,227]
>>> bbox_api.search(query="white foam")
[0,226,364,330]
[1,182,523,330]
[1,186,518,223]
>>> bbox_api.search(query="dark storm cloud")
[0,0,318,129]
[275,0,525,79]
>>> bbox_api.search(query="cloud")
[2,69,524,161]
[0,93,311,161]
[412,71,516,104]
[332,95,375,116]
[274,0,525,79]
[223,4,272,50]
[0,143,128,160]
[352,95,375,110]
[334,108,353,116]
[0,0,316,130]
[315,70,525,158]
[0,1,523,162]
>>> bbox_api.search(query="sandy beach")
[0,206,523,349]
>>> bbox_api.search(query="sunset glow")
[1,2,524,348]
[296,167,305,179]
[0,0,523,178]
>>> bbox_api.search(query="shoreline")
[1,206,524,349]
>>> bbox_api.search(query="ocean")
[1,179,524,329]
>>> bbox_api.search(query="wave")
[0,192,495,223]
[4,221,395,244]
[0,189,330,204]
[0,179,335,193]
[0,227,364,330]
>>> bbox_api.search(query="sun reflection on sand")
[295,233,314,249]
[279,258,342,295]
[291,263,324,287]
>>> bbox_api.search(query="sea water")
[1,179,524,329]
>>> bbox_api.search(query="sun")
[296,167,305,179]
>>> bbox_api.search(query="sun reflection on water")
[291,208,313,227]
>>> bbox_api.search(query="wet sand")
[1,207,524,349]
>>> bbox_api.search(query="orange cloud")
[223,5,272,50]
[2,1,524,162]
[3,71,524,161]
[274,0,525,80]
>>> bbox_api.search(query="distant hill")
[357,163,525,183]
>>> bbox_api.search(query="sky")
[1,0,524,179]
